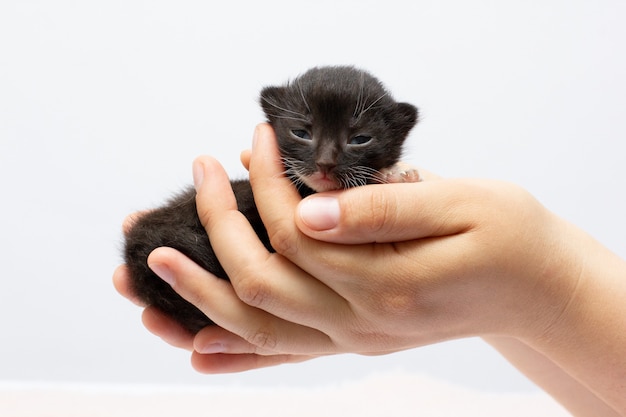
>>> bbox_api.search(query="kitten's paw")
[380,163,422,184]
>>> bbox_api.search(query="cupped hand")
[142,124,579,374]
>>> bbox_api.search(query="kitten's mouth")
[301,172,342,192]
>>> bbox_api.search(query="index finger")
[248,124,389,286]
[192,148,348,349]
[247,123,307,258]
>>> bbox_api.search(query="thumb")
[295,180,478,244]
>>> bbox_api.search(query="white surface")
[0,372,569,417]
[0,0,624,401]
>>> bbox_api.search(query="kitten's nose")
[316,162,336,175]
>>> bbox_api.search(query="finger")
[295,179,486,244]
[112,264,146,307]
[121,211,151,236]
[247,123,330,264]
[194,146,349,339]
[191,351,313,374]
[114,264,195,350]
[246,124,393,299]
[147,245,337,355]
[240,149,251,171]
[194,325,279,355]
[141,306,195,351]
[192,315,400,356]
[248,123,304,253]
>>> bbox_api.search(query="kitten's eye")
[349,135,372,145]
[291,129,312,140]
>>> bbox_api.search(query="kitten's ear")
[388,102,419,138]
[259,86,288,122]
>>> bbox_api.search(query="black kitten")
[123,66,419,332]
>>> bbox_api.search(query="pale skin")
[114,124,626,416]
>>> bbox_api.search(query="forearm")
[484,336,621,416]
[515,218,626,415]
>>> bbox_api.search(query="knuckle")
[365,188,397,236]
[246,328,278,351]
[267,225,298,257]
[234,271,272,309]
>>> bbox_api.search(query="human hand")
[113,215,196,352]
[115,125,626,412]
[113,227,318,372]
[143,124,582,374]
[114,134,433,366]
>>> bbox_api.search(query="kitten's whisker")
[357,166,386,183]
[370,172,389,184]
[338,173,353,189]
[353,72,367,119]
[355,91,388,123]
[280,157,310,187]
[265,113,310,124]
[295,80,312,114]
[337,168,375,189]
[262,97,306,116]
[262,97,309,121]
[346,166,390,186]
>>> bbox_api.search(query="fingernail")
[298,196,340,231]
[149,262,176,287]
[193,159,204,191]
[197,342,225,354]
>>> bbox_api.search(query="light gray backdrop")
[1,0,624,392]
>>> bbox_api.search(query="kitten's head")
[260,66,418,193]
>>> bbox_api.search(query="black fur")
[123,66,418,332]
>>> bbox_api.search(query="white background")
[1,0,624,393]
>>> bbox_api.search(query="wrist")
[520,218,626,412]
[512,214,588,341]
